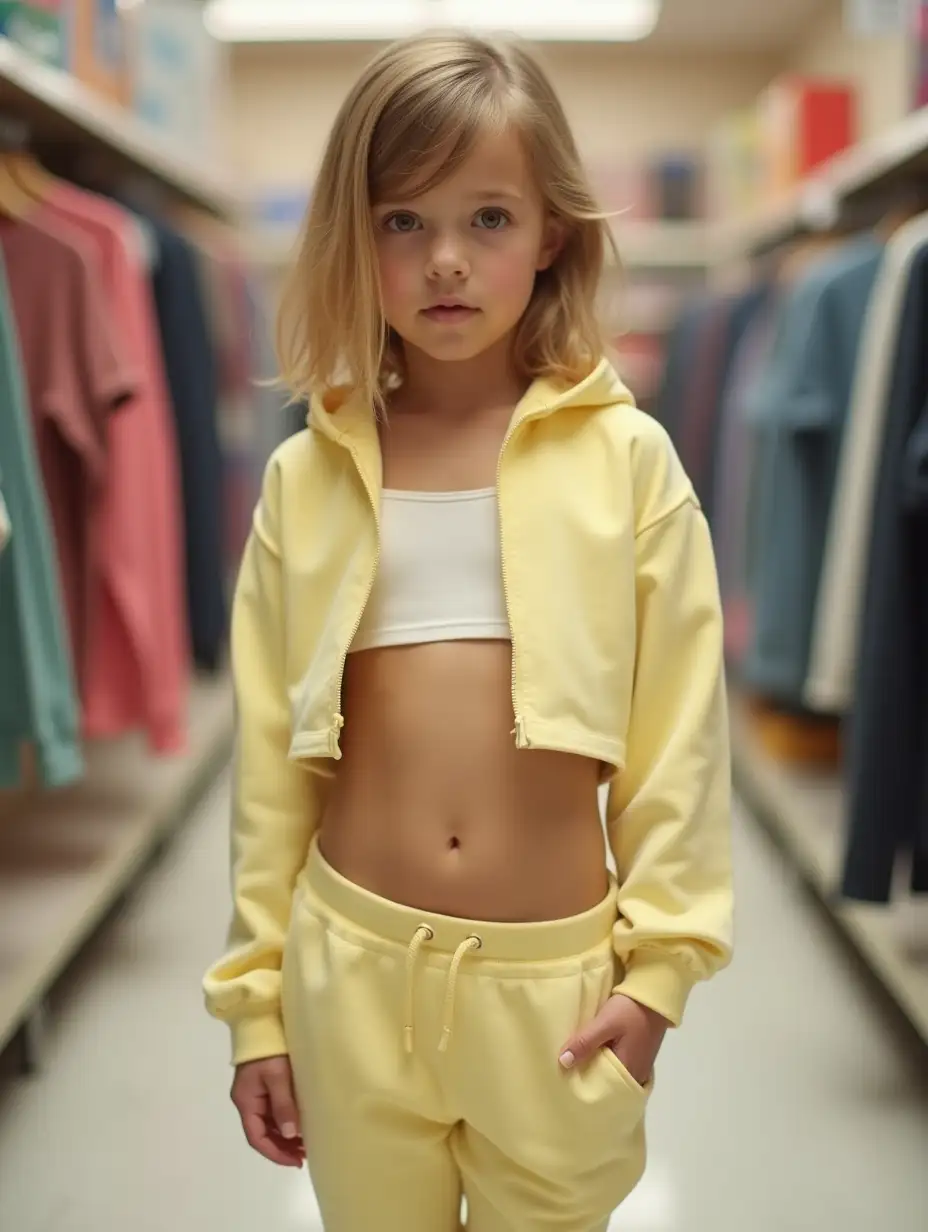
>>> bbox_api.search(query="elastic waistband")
[303,837,617,962]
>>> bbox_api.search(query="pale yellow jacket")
[203,359,734,1065]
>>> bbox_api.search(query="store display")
[128,0,226,164]
[0,1,66,67]
[657,209,928,914]
[65,0,131,103]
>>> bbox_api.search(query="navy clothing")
[843,242,928,903]
[742,238,883,711]
[149,220,227,672]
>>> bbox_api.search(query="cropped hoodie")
[203,359,734,1065]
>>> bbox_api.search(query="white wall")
[224,41,779,193]
[787,0,913,139]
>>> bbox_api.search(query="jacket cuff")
[230,1014,289,1067]
[613,951,694,1028]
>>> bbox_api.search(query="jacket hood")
[307,358,634,444]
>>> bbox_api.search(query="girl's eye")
[384,212,421,233]
[474,208,510,230]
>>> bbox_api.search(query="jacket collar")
[307,357,633,451]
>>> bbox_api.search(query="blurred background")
[0,1,927,1229]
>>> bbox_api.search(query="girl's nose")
[427,235,469,280]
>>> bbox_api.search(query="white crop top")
[350,487,511,653]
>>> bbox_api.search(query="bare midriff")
[319,640,610,923]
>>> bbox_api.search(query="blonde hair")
[277,30,616,411]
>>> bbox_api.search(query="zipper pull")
[329,713,345,755]
[512,716,528,747]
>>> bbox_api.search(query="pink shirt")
[0,215,135,692]
[39,185,189,753]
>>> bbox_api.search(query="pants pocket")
[600,1044,652,1100]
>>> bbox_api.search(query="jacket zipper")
[497,409,547,750]
[329,445,381,756]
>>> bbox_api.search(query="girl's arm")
[606,489,733,1028]
[203,453,320,1066]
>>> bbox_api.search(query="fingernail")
[282,1123,298,1140]
[559,1051,576,1070]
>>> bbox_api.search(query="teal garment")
[742,236,884,711]
[0,254,84,788]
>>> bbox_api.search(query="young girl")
[204,30,733,1231]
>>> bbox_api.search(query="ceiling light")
[204,0,661,43]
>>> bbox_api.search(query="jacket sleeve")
[606,492,733,1026]
[202,456,320,1065]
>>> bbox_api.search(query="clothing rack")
[693,102,928,1049]
[0,37,253,1076]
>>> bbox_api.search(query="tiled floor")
[0,768,926,1231]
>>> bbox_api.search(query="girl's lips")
[422,305,479,323]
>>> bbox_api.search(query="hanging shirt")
[741,236,884,711]
[805,212,928,714]
[39,183,189,754]
[147,217,226,673]
[0,255,84,790]
[711,285,779,667]
[0,482,9,554]
[842,242,928,903]
[0,215,136,694]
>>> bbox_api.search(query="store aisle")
[0,770,926,1232]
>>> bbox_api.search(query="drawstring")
[439,935,482,1054]
[403,926,483,1055]
[404,924,433,1054]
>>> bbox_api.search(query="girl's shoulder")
[595,400,700,535]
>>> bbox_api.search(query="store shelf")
[0,673,234,1060]
[731,691,928,1047]
[614,220,717,270]
[720,104,928,259]
[0,38,240,218]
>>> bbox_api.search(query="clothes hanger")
[0,116,37,219]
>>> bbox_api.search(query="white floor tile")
[0,769,926,1231]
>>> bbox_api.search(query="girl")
[204,30,733,1232]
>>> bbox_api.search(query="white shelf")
[0,38,240,218]
[730,691,928,1047]
[613,220,717,270]
[719,105,928,259]
[0,673,234,1059]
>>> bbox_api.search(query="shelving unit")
[730,691,928,1047]
[613,219,717,270]
[719,104,928,260]
[0,674,234,1066]
[0,37,240,218]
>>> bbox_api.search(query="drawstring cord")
[404,924,433,1054]
[403,925,483,1055]
[439,935,482,1053]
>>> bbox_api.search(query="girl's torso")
[318,397,609,922]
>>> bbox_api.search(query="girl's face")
[373,127,562,368]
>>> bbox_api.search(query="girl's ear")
[537,213,567,272]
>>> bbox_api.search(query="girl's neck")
[394,333,527,420]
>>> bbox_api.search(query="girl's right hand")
[231,1055,306,1168]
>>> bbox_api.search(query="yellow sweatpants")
[282,839,651,1231]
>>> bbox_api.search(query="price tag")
[845,0,913,36]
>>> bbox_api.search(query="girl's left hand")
[558,994,670,1087]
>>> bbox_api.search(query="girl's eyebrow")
[465,188,523,201]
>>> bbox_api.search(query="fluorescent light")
[204,0,660,43]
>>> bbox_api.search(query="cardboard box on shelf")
[0,1,67,67]
[759,76,857,197]
[125,0,227,165]
[64,0,132,105]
